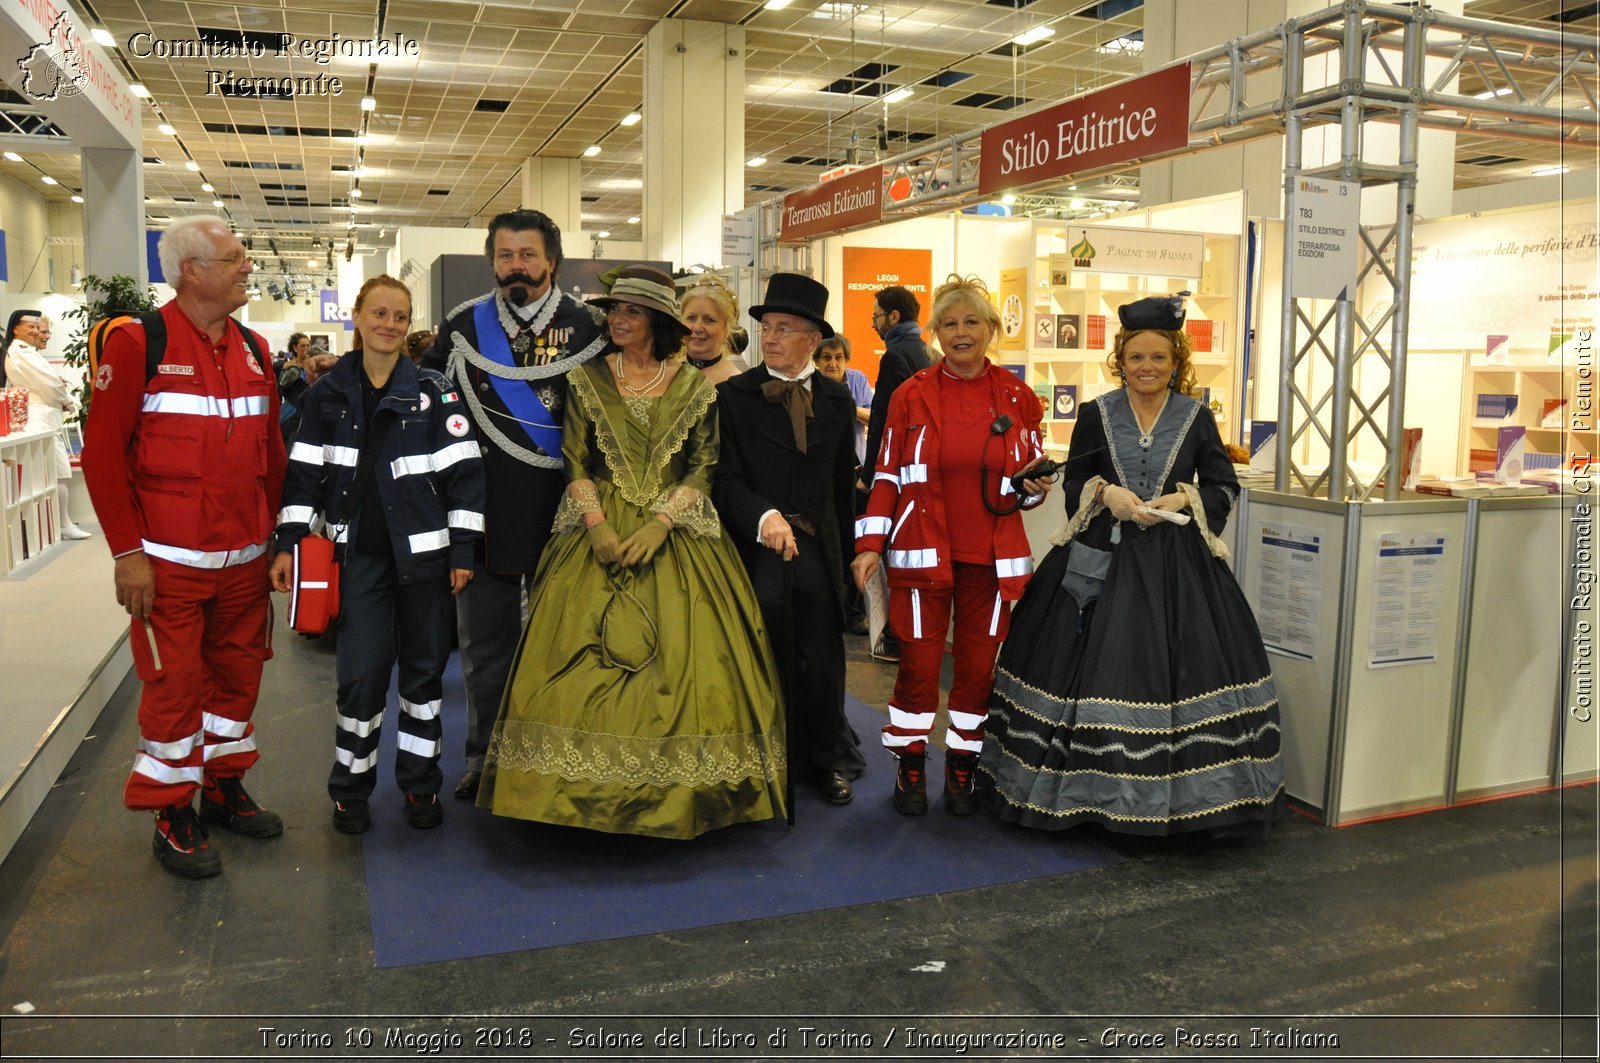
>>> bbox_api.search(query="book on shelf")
[1248,420,1277,474]
[1523,450,1563,471]
[1467,447,1496,473]
[1542,398,1567,428]
[1048,254,1073,287]
[1032,384,1051,412]
[1201,386,1229,424]
[1485,334,1510,364]
[1415,477,1544,498]
[1184,318,1214,354]
[1475,393,1518,420]
[999,363,1027,382]
[1084,314,1107,350]
[1495,426,1527,482]
[1052,384,1078,420]
[1033,314,1055,346]
[1056,314,1080,349]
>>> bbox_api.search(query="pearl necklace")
[615,354,667,396]
[1133,390,1170,450]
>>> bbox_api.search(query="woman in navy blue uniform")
[271,276,486,835]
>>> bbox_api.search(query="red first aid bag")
[288,535,340,634]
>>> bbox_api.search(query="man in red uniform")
[82,215,287,878]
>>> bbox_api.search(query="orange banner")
[841,247,934,387]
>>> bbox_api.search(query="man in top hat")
[714,273,865,805]
[428,209,607,800]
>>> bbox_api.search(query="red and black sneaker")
[152,803,222,878]
[332,799,372,834]
[404,793,443,830]
[199,776,284,838]
[893,751,929,816]
[944,752,979,817]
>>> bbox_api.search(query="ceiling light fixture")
[597,230,611,238]
[71,194,84,204]
[349,187,363,198]
[2,151,20,162]
[184,160,200,172]
[627,216,640,224]
[583,145,602,157]
[747,156,767,167]
[200,182,214,192]
[361,95,377,111]
[40,175,57,185]
[212,199,224,208]
[1474,87,1513,100]
[157,122,175,135]
[620,112,642,127]
[883,88,914,104]
[1531,166,1569,176]
[90,28,115,48]
[764,0,793,9]
[1000,192,1016,205]
[129,83,150,97]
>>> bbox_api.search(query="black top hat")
[1117,293,1188,332]
[749,273,834,339]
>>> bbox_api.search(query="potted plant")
[61,273,157,420]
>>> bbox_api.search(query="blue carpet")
[360,655,1120,968]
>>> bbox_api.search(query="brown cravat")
[760,377,814,454]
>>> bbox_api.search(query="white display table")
[1,424,63,576]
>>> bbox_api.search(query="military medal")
[511,331,531,358]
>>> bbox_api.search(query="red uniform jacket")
[855,362,1044,600]
[82,301,286,565]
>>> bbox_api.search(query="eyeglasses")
[870,309,887,320]
[197,253,252,269]
[755,324,820,338]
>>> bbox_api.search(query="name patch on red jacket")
[157,363,195,376]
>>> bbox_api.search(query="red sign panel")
[780,167,883,242]
[978,63,1192,195]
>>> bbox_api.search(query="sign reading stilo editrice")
[978,64,1192,195]
[781,168,882,242]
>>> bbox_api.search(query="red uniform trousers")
[123,555,274,810]
[882,561,1011,756]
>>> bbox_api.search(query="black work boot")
[893,751,929,815]
[944,752,979,817]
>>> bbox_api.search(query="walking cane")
[781,553,796,829]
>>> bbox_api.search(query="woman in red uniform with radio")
[851,275,1054,816]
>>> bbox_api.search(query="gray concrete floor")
[0,624,1594,1061]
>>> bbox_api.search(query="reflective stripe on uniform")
[277,505,316,526]
[910,588,923,638]
[888,704,936,730]
[873,470,900,488]
[141,540,267,569]
[397,732,443,759]
[390,440,478,479]
[131,752,203,786]
[407,529,450,554]
[996,555,1033,578]
[447,510,485,532]
[322,445,359,467]
[400,697,441,721]
[202,713,248,739]
[888,548,938,570]
[203,737,256,762]
[138,730,203,762]
[141,393,270,418]
[334,746,380,774]
[337,711,384,738]
[899,463,928,484]
[289,441,324,466]
[856,515,892,538]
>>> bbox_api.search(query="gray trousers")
[455,562,533,772]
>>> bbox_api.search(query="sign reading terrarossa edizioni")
[780,168,882,242]
[1060,225,1205,280]
[978,63,1192,195]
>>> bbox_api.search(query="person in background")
[5,311,92,540]
[405,330,435,365]
[680,276,749,387]
[813,334,872,636]
[0,308,33,387]
[278,341,336,445]
[271,276,484,835]
[852,275,1051,817]
[861,285,932,662]
[980,294,1284,837]
[80,214,285,878]
[714,272,865,807]
[476,265,785,838]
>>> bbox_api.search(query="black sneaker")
[871,633,901,663]
[404,793,443,830]
[199,776,284,838]
[893,751,929,815]
[332,799,372,835]
[152,804,222,878]
[944,751,979,816]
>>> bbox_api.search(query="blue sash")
[472,299,563,456]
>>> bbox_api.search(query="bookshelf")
[1020,224,1243,452]
[1460,361,1593,476]
[2,425,63,576]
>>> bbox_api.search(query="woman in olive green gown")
[477,266,786,838]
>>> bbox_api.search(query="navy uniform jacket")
[429,290,605,575]
[275,353,485,584]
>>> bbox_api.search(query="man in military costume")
[428,209,606,799]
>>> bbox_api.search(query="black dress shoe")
[820,771,854,805]
[453,770,482,800]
